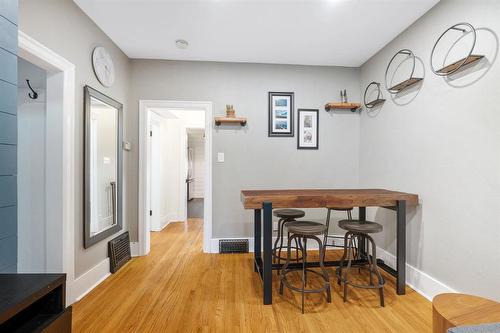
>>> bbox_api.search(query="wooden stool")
[433,293,500,333]
[279,221,332,314]
[336,219,385,307]
[272,209,305,270]
[323,207,354,260]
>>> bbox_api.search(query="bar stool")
[279,221,332,314]
[323,207,354,261]
[336,219,385,307]
[273,209,305,270]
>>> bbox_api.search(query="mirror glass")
[84,86,123,248]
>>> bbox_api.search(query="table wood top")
[240,189,419,209]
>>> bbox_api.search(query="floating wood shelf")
[365,99,386,108]
[324,102,361,112]
[215,116,247,126]
[388,77,423,94]
[436,55,484,75]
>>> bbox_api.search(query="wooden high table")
[240,189,419,305]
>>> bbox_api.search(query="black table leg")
[263,201,273,305]
[396,200,406,295]
[254,209,261,272]
[358,207,367,257]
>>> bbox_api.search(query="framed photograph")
[268,92,294,137]
[297,109,319,149]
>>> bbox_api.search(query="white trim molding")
[72,258,111,302]
[139,100,213,256]
[18,31,77,305]
[376,247,456,301]
[130,242,140,257]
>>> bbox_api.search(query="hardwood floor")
[73,219,432,332]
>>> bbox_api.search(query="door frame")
[138,100,213,255]
[148,111,162,232]
[18,31,76,303]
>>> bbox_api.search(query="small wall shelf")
[324,102,361,112]
[364,82,386,109]
[215,116,247,126]
[388,77,423,94]
[436,55,484,75]
[365,98,386,109]
[385,49,423,94]
[431,22,484,77]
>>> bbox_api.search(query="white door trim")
[18,31,76,303]
[139,100,213,255]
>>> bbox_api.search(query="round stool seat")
[287,221,327,236]
[273,209,305,219]
[327,207,353,211]
[338,219,383,234]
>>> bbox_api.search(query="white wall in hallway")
[17,59,47,273]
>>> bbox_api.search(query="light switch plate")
[217,152,225,162]
[122,141,132,151]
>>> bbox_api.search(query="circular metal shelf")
[431,22,479,77]
[363,82,385,109]
[385,49,422,94]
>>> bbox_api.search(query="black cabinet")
[0,274,71,332]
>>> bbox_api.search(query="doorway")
[187,128,205,219]
[139,100,213,255]
[18,32,76,303]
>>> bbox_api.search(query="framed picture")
[297,109,319,149]
[268,92,294,137]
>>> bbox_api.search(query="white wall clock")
[92,46,115,87]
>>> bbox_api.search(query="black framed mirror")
[84,85,123,248]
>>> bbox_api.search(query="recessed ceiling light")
[175,39,189,49]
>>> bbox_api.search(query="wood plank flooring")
[73,219,432,332]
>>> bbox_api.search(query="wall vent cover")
[108,232,131,273]
[219,239,249,254]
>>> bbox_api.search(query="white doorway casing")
[18,31,76,303]
[139,100,213,255]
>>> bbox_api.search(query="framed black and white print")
[297,109,319,149]
[268,92,294,137]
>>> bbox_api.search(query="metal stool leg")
[368,235,385,307]
[314,235,331,303]
[337,232,350,285]
[273,218,284,264]
[279,234,295,295]
[343,233,354,303]
[301,237,307,314]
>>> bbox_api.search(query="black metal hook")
[26,79,38,100]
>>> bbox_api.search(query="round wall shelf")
[385,49,423,94]
[431,22,484,76]
[364,82,386,109]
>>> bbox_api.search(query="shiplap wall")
[0,0,18,273]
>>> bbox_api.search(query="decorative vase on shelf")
[226,104,236,118]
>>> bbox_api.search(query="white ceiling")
[74,0,439,67]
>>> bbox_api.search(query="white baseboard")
[192,191,203,198]
[376,247,456,301]
[210,236,455,301]
[130,242,140,257]
[72,258,111,303]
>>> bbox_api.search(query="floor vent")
[219,239,249,254]
[109,232,131,273]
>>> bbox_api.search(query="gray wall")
[360,0,500,300]
[0,0,18,273]
[130,60,362,239]
[19,0,132,277]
